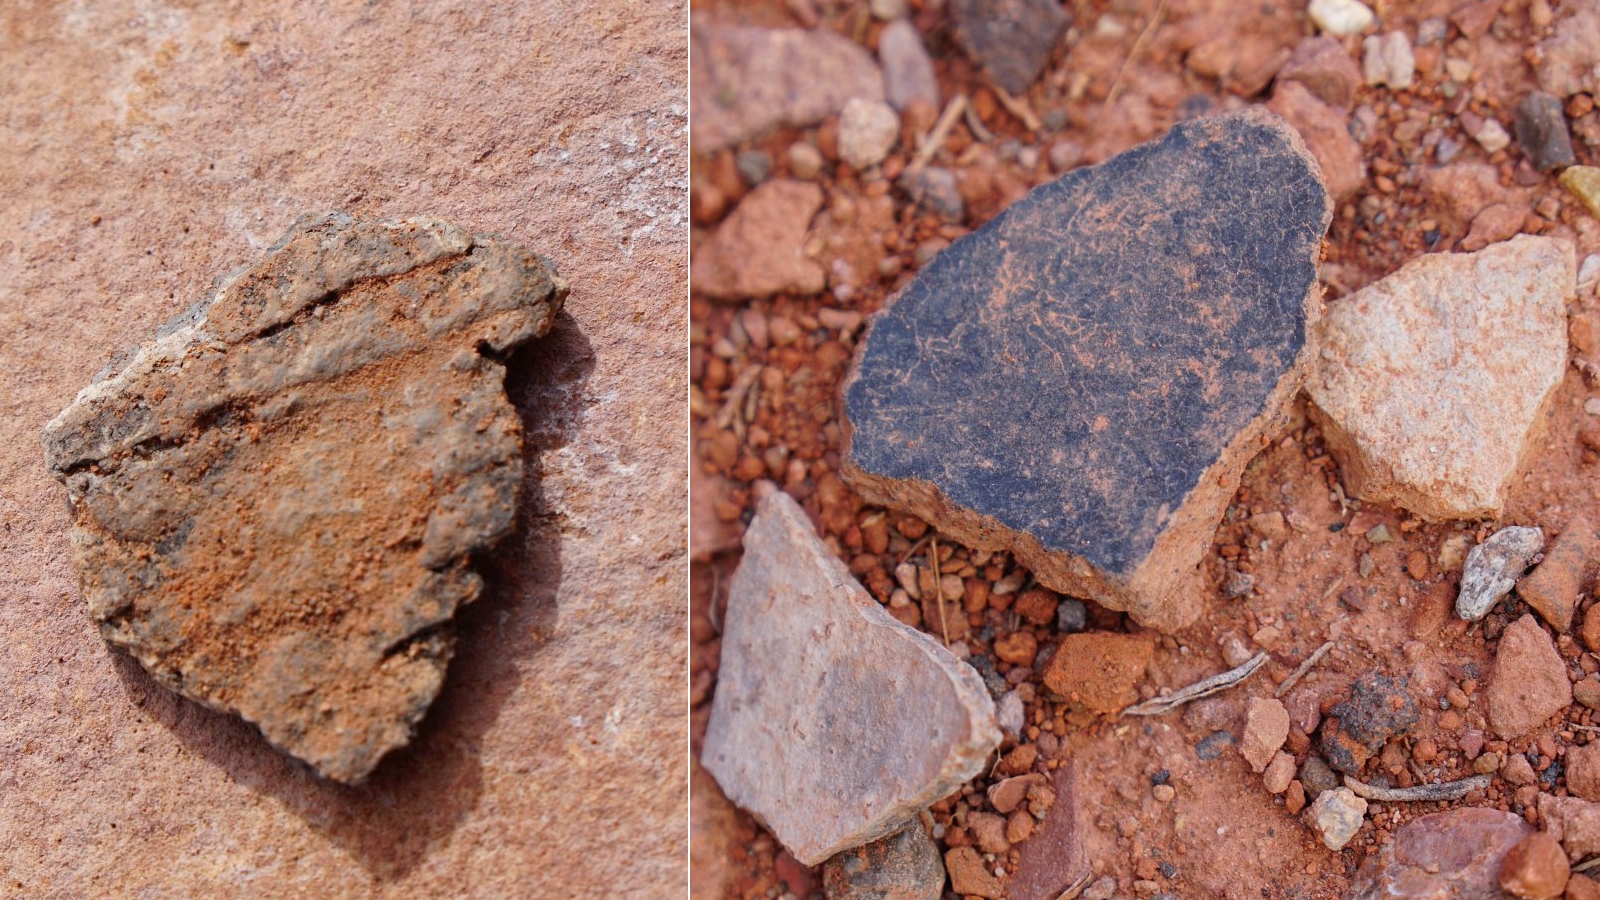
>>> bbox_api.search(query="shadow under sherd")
[109,310,595,883]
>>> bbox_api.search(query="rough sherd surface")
[843,109,1331,631]
[1488,614,1574,739]
[1350,808,1535,900]
[702,492,1001,866]
[1520,516,1598,633]
[691,19,886,153]
[2,2,686,893]
[1307,235,1573,521]
[1457,525,1546,621]
[821,823,946,900]
[40,213,566,784]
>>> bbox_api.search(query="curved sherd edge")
[38,212,568,785]
[839,110,1331,632]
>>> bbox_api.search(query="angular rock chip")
[1307,787,1367,851]
[691,179,827,301]
[1539,793,1600,862]
[1009,762,1090,900]
[1488,614,1573,739]
[1520,516,1599,634]
[842,109,1331,631]
[40,212,568,784]
[1350,808,1534,900]
[701,491,1001,866]
[1457,525,1545,621]
[1308,235,1572,520]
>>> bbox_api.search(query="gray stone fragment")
[879,19,940,112]
[822,823,945,900]
[40,212,568,784]
[949,0,1068,95]
[701,492,1001,866]
[1516,91,1577,172]
[1456,526,1545,620]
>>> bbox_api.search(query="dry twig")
[1104,0,1169,113]
[910,94,969,173]
[1275,641,1334,698]
[932,536,949,647]
[992,85,1042,132]
[1341,774,1491,802]
[1122,652,1268,716]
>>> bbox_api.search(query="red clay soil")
[690,0,1600,898]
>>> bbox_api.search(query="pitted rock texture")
[842,109,1331,631]
[40,213,567,784]
[701,491,1001,866]
[1307,235,1573,521]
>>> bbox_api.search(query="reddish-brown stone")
[1500,833,1571,899]
[1042,632,1155,713]
[1521,516,1599,633]
[1488,615,1575,739]
[1570,744,1600,802]
[1008,762,1089,900]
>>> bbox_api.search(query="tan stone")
[702,492,1001,865]
[1307,236,1574,520]
[1540,794,1600,861]
[1569,743,1600,802]
[1241,697,1291,773]
[0,2,686,893]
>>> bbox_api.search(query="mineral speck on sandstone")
[40,212,569,784]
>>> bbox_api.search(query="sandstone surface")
[0,1,686,894]
[1307,236,1573,520]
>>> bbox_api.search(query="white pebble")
[1579,254,1600,295]
[837,98,900,170]
[1309,0,1375,36]
[1362,32,1415,90]
[1475,119,1511,154]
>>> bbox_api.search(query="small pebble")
[1152,784,1176,802]
[1498,832,1569,899]
[1309,0,1375,36]
[1307,787,1367,851]
[868,0,908,19]
[1476,119,1512,154]
[1055,598,1087,633]
[1515,91,1577,172]
[787,142,824,180]
[1563,167,1600,219]
[837,98,900,170]
[736,150,773,186]
[1363,32,1415,90]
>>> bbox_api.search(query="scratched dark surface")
[844,109,1330,579]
